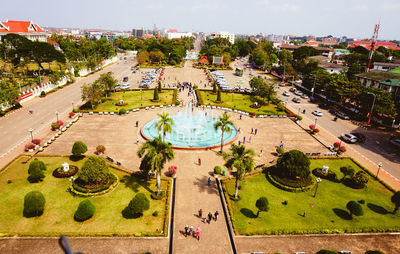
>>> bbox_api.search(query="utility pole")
[367,22,380,72]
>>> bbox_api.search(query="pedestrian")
[136,138,139,144]
[238,128,241,133]
[198,158,201,166]
[135,121,139,127]
[255,128,258,135]
[189,226,194,236]
[208,212,212,223]
[208,177,211,186]
[184,225,189,237]
[280,141,284,148]
[251,128,254,134]
[198,209,203,218]
[238,140,241,146]
[249,137,252,143]
[259,149,263,157]
[214,211,219,221]
[243,137,246,143]
[195,230,200,240]
[240,114,242,120]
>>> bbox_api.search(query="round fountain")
[141,103,238,150]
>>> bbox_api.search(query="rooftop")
[355,70,400,82]
[0,20,45,34]
[373,62,400,67]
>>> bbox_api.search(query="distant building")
[132,28,144,37]
[167,29,192,40]
[347,41,400,50]
[373,62,400,72]
[355,71,400,100]
[321,37,338,46]
[309,55,345,74]
[101,32,116,41]
[267,34,289,42]
[209,32,235,44]
[0,20,47,42]
[212,56,224,65]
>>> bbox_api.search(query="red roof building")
[0,20,47,42]
[348,40,399,50]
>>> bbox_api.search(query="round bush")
[152,211,158,217]
[346,171,369,189]
[312,168,338,182]
[74,199,96,222]
[347,200,364,217]
[276,150,310,179]
[72,141,88,156]
[214,166,222,175]
[316,250,338,254]
[23,191,45,217]
[119,108,127,115]
[76,156,111,186]
[27,159,47,183]
[123,193,150,218]
[256,197,269,213]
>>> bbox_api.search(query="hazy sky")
[2,0,400,40]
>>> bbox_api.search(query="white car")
[295,90,303,96]
[312,110,323,117]
[341,133,358,143]
[279,82,285,87]
[301,94,309,99]
[120,84,131,89]
[283,91,290,97]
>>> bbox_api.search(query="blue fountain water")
[142,103,237,148]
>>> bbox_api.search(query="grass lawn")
[84,89,175,112]
[223,158,400,235]
[0,155,170,236]
[198,90,285,115]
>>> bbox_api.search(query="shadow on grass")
[367,203,389,215]
[240,208,257,218]
[121,174,152,193]
[333,208,352,220]
[69,155,85,162]
[121,208,142,219]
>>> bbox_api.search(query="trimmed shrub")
[153,88,159,101]
[365,250,385,254]
[32,139,41,145]
[53,165,79,178]
[340,166,355,181]
[256,197,269,217]
[123,193,150,218]
[152,211,158,217]
[23,191,45,217]
[316,250,338,254]
[74,199,96,222]
[51,120,63,130]
[276,150,310,179]
[312,168,338,182]
[69,112,75,118]
[212,82,217,93]
[72,108,78,113]
[40,91,46,97]
[347,200,364,218]
[72,141,88,156]
[75,156,111,186]
[27,159,47,183]
[119,108,127,115]
[158,81,162,92]
[297,115,303,121]
[24,143,36,151]
[214,165,222,175]
[347,171,369,189]
[276,146,284,155]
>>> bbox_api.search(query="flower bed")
[69,173,119,197]
[52,165,79,178]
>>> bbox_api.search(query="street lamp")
[56,111,59,122]
[314,177,322,198]
[298,107,301,116]
[28,128,34,142]
[232,92,234,102]
[377,162,383,178]
[314,118,318,128]
[72,101,74,110]
[367,92,376,124]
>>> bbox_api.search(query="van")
[123,77,129,82]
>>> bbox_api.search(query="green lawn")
[85,89,175,112]
[198,90,285,115]
[0,155,170,236]
[223,158,400,235]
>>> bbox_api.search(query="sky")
[1,0,400,40]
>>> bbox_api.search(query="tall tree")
[137,137,174,195]
[28,41,66,70]
[98,72,118,96]
[214,113,233,153]
[224,144,256,198]
[81,80,104,109]
[156,111,174,142]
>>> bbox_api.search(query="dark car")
[335,111,350,120]
[319,103,329,109]
[329,109,337,115]
[351,132,366,143]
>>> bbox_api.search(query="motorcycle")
[333,116,338,121]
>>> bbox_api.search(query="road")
[277,85,400,181]
[0,55,135,161]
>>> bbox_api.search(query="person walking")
[280,141,284,148]
[251,128,254,134]
[184,225,189,237]
[208,177,211,186]
[255,128,258,135]
[198,158,201,166]
[240,114,242,120]
[189,226,194,236]
[207,212,213,223]
[198,209,203,218]
[214,211,219,221]
[136,121,139,127]
[195,230,200,240]
[249,136,252,143]
[259,149,263,157]
[243,137,246,143]
[136,137,139,144]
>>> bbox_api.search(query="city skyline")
[1,0,400,40]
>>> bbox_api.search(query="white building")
[167,31,193,39]
[209,32,235,44]
[0,20,47,42]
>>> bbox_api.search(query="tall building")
[132,28,144,37]
[0,20,47,42]
[209,32,235,44]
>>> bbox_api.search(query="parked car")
[123,77,129,82]
[289,87,297,92]
[120,84,131,89]
[292,97,301,103]
[295,90,303,96]
[301,94,309,99]
[351,132,366,143]
[283,91,290,97]
[335,111,350,120]
[329,109,337,115]
[312,110,323,117]
[279,82,285,87]
[319,103,329,109]
[390,138,400,148]
[341,133,358,143]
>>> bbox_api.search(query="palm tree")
[224,144,256,199]
[137,137,175,195]
[156,111,174,142]
[214,113,234,153]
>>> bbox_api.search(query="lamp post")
[367,92,376,124]
[314,177,322,198]
[314,118,318,128]
[72,101,74,110]
[298,107,301,116]
[28,128,34,142]
[377,162,382,178]
[56,111,59,122]
[311,74,317,97]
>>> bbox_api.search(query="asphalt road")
[278,85,400,180]
[0,55,135,157]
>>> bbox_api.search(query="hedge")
[69,172,119,197]
[74,199,96,222]
[266,170,315,193]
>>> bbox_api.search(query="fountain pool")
[141,104,238,150]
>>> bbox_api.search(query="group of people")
[238,128,258,146]
[183,210,219,241]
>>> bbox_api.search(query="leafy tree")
[249,77,277,104]
[356,87,395,118]
[340,166,355,181]
[81,80,105,109]
[27,158,47,183]
[212,81,217,93]
[158,81,162,92]
[224,144,256,198]
[153,88,159,101]
[0,88,20,106]
[255,197,269,217]
[28,41,66,70]
[214,113,233,153]
[293,46,319,60]
[277,49,293,65]
[137,51,149,65]
[76,156,111,185]
[72,141,88,156]
[346,200,364,218]
[216,90,222,102]
[123,193,150,218]
[156,111,174,142]
[391,191,400,214]
[149,51,165,64]
[276,150,311,179]
[23,191,45,217]
[74,199,95,222]
[137,137,174,195]
[98,72,118,96]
